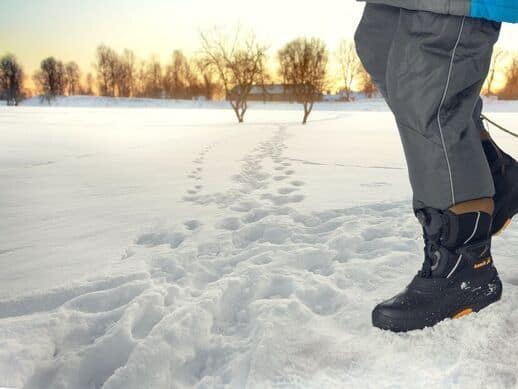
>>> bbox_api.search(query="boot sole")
[494,218,512,237]
[373,274,502,332]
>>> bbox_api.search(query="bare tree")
[95,45,119,96]
[0,54,24,106]
[84,72,94,95]
[278,37,328,124]
[133,60,147,97]
[64,61,81,95]
[357,64,377,98]
[499,52,518,99]
[485,47,505,96]
[118,49,136,97]
[195,59,220,100]
[144,55,163,98]
[200,28,267,123]
[33,57,66,102]
[164,50,198,99]
[336,40,362,101]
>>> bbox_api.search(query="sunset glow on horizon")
[1,0,363,76]
[2,0,518,80]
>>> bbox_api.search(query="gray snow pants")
[355,4,501,210]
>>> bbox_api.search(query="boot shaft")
[415,208,493,279]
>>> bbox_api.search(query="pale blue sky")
[1,0,517,75]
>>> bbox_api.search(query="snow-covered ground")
[1,98,518,388]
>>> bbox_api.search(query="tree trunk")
[231,102,246,123]
[302,101,313,125]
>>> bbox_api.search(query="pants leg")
[357,7,500,210]
[473,98,487,133]
[354,4,400,102]
[355,5,491,137]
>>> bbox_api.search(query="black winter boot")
[372,208,502,332]
[482,136,518,236]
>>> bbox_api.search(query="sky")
[1,0,518,77]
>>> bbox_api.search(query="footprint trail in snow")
[2,123,518,389]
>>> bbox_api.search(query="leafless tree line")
[32,57,83,102]
[5,38,518,125]
[94,46,219,100]
[1,35,374,119]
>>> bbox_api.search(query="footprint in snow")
[136,231,186,249]
[262,193,305,206]
[184,220,201,231]
[241,209,270,224]
[360,182,391,188]
[278,187,297,195]
[216,217,241,231]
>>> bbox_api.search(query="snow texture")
[1,98,518,388]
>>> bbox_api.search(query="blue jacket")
[360,0,518,23]
[471,0,518,23]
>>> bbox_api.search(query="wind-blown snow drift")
[1,100,517,388]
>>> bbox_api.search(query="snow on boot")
[482,138,518,236]
[372,208,502,332]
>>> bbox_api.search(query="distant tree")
[64,61,81,95]
[484,47,504,96]
[134,60,147,97]
[164,50,199,99]
[117,49,136,97]
[337,40,362,101]
[499,52,518,99]
[196,59,220,100]
[84,72,94,95]
[278,37,328,124]
[144,55,163,98]
[95,45,119,96]
[33,57,66,102]
[0,54,24,106]
[200,28,267,123]
[357,64,377,98]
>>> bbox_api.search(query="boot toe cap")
[372,303,408,332]
[372,295,429,332]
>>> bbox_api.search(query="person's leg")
[474,98,518,234]
[386,11,500,211]
[369,11,503,332]
[356,6,498,215]
[354,4,400,103]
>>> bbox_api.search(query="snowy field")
[1,98,518,388]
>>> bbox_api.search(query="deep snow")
[1,98,518,388]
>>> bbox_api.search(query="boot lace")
[420,238,442,278]
[416,210,446,278]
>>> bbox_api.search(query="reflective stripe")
[436,16,466,206]
[464,212,481,244]
[448,211,480,278]
[447,254,463,279]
